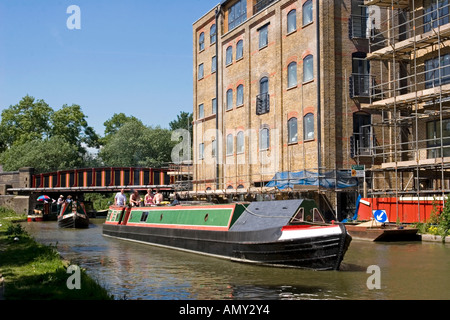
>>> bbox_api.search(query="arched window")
[210,24,217,44]
[226,89,233,110]
[287,9,297,33]
[236,40,244,60]
[304,113,314,141]
[236,131,244,153]
[303,55,314,82]
[226,46,233,65]
[257,77,270,115]
[260,127,270,150]
[236,84,244,106]
[226,134,234,155]
[288,62,297,88]
[302,0,313,26]
[199,32,205,51]
[288,117,298,143]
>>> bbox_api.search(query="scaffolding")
[360,0,450,219]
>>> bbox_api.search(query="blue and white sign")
[373,210,388,223]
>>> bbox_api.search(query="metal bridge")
[7,167,174,194]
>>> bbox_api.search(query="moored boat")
[58,201,90,228]
[103,199,352,271]
[345,220,420,242]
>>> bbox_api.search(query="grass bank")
[0,207,112,300]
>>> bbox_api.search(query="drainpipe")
[316,0,322,176]
[215,5,221,190]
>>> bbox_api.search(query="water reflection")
[22,219,450,300]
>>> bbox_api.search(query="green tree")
[101,113,141,145]
[0,95,53,151]
[99,120,174,167]
[0,136,84,172]
[50,104,100,149]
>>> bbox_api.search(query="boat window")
[313,208,325,223]
[290,207,304,223]
[140,211,149,222]
[204,213,209,222]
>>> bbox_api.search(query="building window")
[259,24,269,49]
[425,53,450,89]
[199,32,205,51]
[288,117,298,143]
[226,46,233,65]
[427,119,450,158]
[198,63,204,80]
[226,134,234,155]
[198,104,204,119]
[287,9,297,33]
[352,112,371,157]
[303,55,314,82]
[237,131,244,153]
[424,0,449,33]
[303,0,313,26]
[228,0,247,31]
[210,24,217,44]
[212,139,216,157]
[236,84,244,106]
[199,143,205,160]
[304,113,314,141]
[288,62,298,88]
[257,77,270,115]
[212,98,217,115]
[226,89,233,110]
[236,40,244,60]
[260,127,270,150]
[212,56,217,73]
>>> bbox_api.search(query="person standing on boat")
[57,195,64,212]
[114,189,127,206]
[144,189,154,206]
[130,190,141,207]
[153,189,163,205]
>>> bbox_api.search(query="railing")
[350,74,374,98]
[349,14,369,39]
[256,93,270,115]
[253,0,277,14]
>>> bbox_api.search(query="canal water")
[22,219,450,300]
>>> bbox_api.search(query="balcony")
[350,74,374,99]
[256,93,270,115]
[253,0,277,15]
[349,15,369,40]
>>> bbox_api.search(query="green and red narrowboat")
[102,199,352,271]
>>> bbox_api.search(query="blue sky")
[0,0,218,135]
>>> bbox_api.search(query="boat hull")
[103,223,351,270]
[58,212,90,228]
[345,224,420,241]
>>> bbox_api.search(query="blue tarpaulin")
[265,171,358,190]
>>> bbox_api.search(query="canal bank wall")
[421,234,450,243]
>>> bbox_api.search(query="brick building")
[191,0,450,220]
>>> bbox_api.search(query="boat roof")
[229,199,305,231]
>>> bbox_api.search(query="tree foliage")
[98,120,175,167]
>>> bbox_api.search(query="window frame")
[226,89,233,110]
[199,32,205,52]
[226,134,234,156]
[302,0,313,26]
[259,127,270,151]
[236,40,244,60]
[288,117,298,144]
[226,46,233,66]
[198,103,204,119]
[198,63,204,80]
[236,131,244,154]
[287,9,297,34]
[287,61,298,88]
[303,55,314,83]
[210,24,217,44]
[303,113,315,141]
[259,24,269,49]
[236,84,244,106]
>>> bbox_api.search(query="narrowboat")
[103,199,352,271]
[27,203,58,222]
[58,201,90,228]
